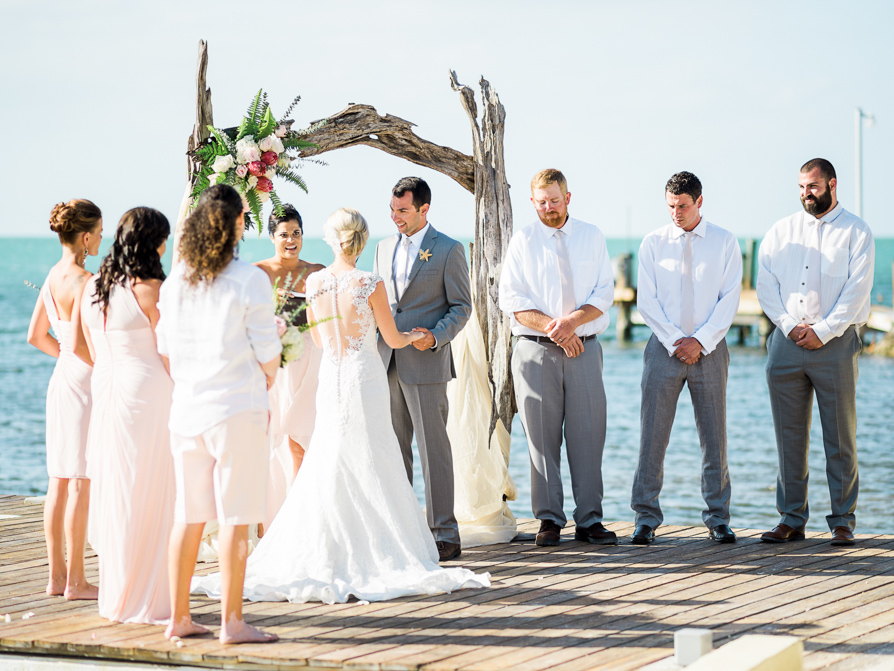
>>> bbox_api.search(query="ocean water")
[3,236,894,534]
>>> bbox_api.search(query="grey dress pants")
[766,325,861,531]
[511,336,607,528]
[631,335,731,529]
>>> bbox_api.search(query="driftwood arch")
[180,41,516,439]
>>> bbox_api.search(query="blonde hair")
[531,169,568,196]
[324,208,369,258]
[49,199,102,246]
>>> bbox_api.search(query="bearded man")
[757,158,875,546]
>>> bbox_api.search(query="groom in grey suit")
[373,176,472,561]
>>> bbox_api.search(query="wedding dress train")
[192,269,489,604]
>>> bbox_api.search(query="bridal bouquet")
[272,272,334,367]
[189,90,322,232]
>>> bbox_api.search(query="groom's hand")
[411,327,436,350]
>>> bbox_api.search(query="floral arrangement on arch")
[189,90,321,232]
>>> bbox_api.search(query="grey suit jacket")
[373,225,472,385]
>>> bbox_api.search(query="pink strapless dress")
[42,280,92,479]
[82,278,174,624]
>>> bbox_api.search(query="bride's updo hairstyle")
[324,208,368,258]
[49,199,102,246]
[93,208,170,316]
[179,185,243,286]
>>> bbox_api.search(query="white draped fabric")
[447,303,518,547]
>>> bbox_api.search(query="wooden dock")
[3,494,894,670]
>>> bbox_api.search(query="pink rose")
[275,125,288,138]
[248,161,266,177]
[256,176,274,193]
[261,151,278,166]
[235,164,248,178]
[274,315,287,337]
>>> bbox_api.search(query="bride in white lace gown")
[193,208,489,604]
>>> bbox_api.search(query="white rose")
[270,135,284,153]
[236,136,260,164]
[275,125,288,138]
[211,154,235,173]
[257,190,270,203]
[277,156,292,169]
[207,173,220,185]
[259,136,275,152]
[266,168,276,180]
[248,175,258,188]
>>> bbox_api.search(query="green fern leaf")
[237,90,264,140]
[270,190,284,218]
[275,167,308,192]
[245,189,263,233]
[208,126,237,155]
[256,107,277,140]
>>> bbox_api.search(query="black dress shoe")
[575,522,618,546]
[709,524,737,543]
[436,541,461,561]
[631,524,655,545]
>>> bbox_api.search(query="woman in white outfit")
[156,185,281,645]
[193,208,490,605]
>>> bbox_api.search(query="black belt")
[518,334,597,344]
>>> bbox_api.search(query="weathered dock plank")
[2,496,894,670]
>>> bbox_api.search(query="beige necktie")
[395,236,412,300]
[555,229,576,317]
[804,223,823,321]
[681,232,695,336]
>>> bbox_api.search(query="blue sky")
[2,0,892,240]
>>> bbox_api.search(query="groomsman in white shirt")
[757,158,874,546]
[499,169,617,547]
[630,172,742,545]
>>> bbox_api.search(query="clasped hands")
[673,337,703,365]
[547,316,583,358]
[788,324,823,350]
[409,327,435,350]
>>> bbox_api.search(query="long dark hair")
[93,207,170,315]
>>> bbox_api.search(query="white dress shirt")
[757,203,875,344]
[157,259,283,437]
[393,222,431,296]
[499,217,614,337]
[637,218,742,356]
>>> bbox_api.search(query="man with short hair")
[373,176,472,561]
[757,158,874,546]
[630,171,742,545]
[499,169,617,547]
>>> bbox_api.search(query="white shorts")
[171,409,269,526]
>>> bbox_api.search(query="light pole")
[855,107,875,219]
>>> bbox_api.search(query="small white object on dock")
[685,634,803,671]
[675,628,713,666]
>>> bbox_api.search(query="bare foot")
[165,617,211,640]
[220,619,278,645]
[64,582,98,600]
[46,578,66,596]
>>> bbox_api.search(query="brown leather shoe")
[535,520,563,546]
[831,526,855,546]
[760,523,806,543]
[575,522,618,546]
[436,541,461,561]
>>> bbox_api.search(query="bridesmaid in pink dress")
[27,199,103,600]
[81,207,175,624]
[255,203,324,490]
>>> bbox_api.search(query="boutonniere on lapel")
[419,249,432,262]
